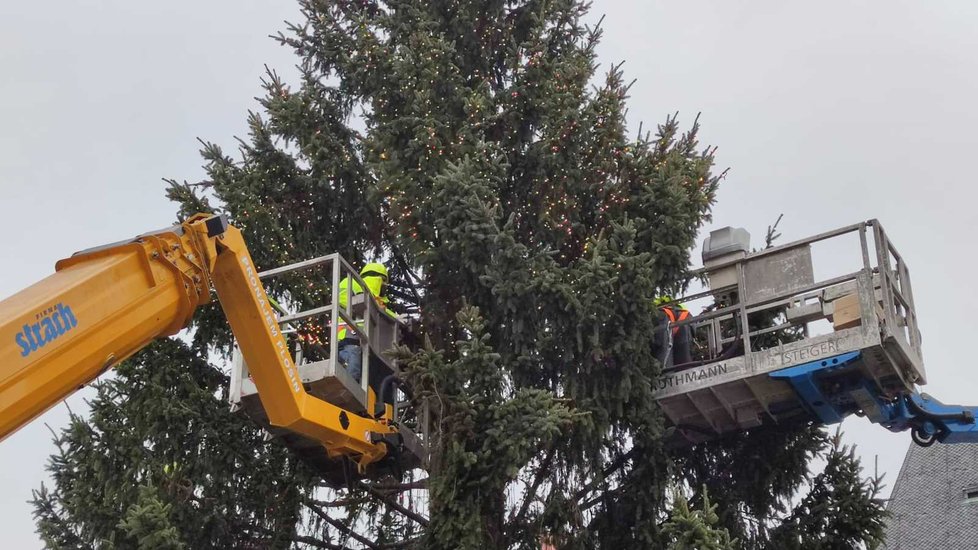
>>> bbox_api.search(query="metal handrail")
[254,253,403,399]
[277,304,333,326]
[668,271,863,331]
[669,220,923,368]
[257,253,338,279]
[689,221,870,277]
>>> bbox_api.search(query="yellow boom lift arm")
[0,213,397,469]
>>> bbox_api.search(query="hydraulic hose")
[375,374,413,417]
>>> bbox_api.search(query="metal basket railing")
[665,220,924,384]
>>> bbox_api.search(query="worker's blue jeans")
[338,341,363,383]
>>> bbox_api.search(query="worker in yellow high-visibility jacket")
[337,262,396,383]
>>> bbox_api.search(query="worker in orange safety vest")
[654,296,693,367]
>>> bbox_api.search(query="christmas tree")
[35,2,887,548]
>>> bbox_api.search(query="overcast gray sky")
[2,1,977,546]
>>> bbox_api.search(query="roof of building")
[885,442,978,549]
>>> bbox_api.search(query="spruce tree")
[767,431,888,550]
[34,2,888,548]
[33,339,311,549]
[661,488,736,550]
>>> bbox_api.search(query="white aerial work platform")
[654,221,929,444]
[228,254,431,486]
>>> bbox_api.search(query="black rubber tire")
[912,427,937,447]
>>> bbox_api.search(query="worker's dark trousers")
[672,325,693,366]
[653,319,693,368]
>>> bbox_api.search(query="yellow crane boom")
[0,213,396,469]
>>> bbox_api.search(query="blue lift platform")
[654,220,978,447]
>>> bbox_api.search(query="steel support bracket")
[769,351,863,424]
